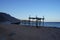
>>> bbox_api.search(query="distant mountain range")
[0,12,20,24]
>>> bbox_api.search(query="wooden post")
[36,16,38,28]
[39,19,41,26]
[29,16,30,26]
[43,16,44,26]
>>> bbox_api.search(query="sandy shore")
[0,24,60,40]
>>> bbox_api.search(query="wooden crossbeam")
[29,17,44,20]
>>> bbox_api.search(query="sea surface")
[44,22,60,28]
[20,22,60,28]
[1,21,60,28]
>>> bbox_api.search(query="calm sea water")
[44,22,60,28]
[20,22,60,28]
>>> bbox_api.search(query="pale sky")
[0,0,60,22]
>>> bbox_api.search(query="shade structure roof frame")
[29,17,44,20]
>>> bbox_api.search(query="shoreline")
[20,25,60,29]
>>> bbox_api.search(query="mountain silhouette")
[0,12,20,24]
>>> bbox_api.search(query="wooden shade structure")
[29,16,44,28]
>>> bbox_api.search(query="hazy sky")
[0,0,60,22]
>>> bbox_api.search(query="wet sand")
[0,24,60,40]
